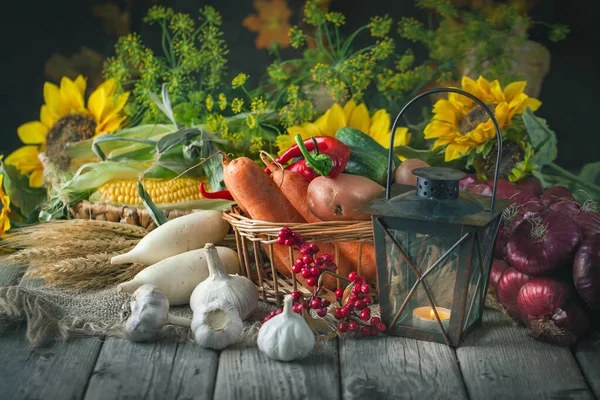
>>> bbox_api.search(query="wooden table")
[0,272,598,399]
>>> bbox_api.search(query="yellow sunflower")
[424,76,541,162]
[0,174,11,236]
[276,101,411,156]
[5,76,129,187]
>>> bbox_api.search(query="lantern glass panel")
[383,228,463,335]
[463,238,482,332]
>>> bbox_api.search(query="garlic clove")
[124,284,170,342]
[192,300,243,350]
[190,243,259,320]
[257,295,316,362]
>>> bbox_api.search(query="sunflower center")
[459,104,497,134]
[46,113,98,145]
[480,141,526,179]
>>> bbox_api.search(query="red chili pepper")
[199,182,235,201]
[265,135,350,181]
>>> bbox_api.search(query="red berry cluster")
[262,290,332,324]
[277,227,337,287]
[334,271,386,336]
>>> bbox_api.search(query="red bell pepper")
[199,182,235,201]
[265,135,350,181]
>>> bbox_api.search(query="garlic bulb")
[257,295,316,362]
[192,300,243,350]
[123,284,191,342]
[190,243,258,320]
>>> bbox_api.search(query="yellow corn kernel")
[97,178,206,206]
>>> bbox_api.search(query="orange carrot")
[262,154,376,285]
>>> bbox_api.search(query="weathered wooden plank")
[84,337,219,400]
[0,327,102,400]
[457,310,593,400]
[340,335,467,400]
[165,341,220,400]
[214,340,340,400]
[574,323,600,398]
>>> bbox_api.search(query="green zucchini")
[335,127,400,184]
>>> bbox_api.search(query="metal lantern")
[360,88,512,347]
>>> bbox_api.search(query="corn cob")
[96,178,205,206]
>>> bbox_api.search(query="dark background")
[1,0,598,170]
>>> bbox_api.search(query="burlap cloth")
[0,260,276,347]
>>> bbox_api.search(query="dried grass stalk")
[26,252,146,290]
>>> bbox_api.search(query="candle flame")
[430,308,436,319]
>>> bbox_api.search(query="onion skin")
[497,267,532,320]
[550,199,582,217]
[573,234,600,310]
[516,177,543,196]
[572,212,600,240]
[489,259,509,288]
[494,193,544,258]
[468,183,493,197]
[504,210,582,275]
[518,277,589,346]
[487,179,518,198]
[541,186,575,207]
[394,159,430,186]
[459,174,481,192]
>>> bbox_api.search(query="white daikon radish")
[111,210,229,265]
[117,246,240,305]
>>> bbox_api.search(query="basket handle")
[386,87,503,215]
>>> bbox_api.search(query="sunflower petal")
[43,82,65,116]
[368,109,391,146]
[320,103,346,136]
[5,146,42,174]
[97,115,127,135]
[99,92,130,126]
[87,88,106,122]
[347,103,370,134]
[29,168,45,188]
[445,143,471,161]
[17,122,47,144]
[503,81,527,101]
[343,100,357,121]
[60,77,85,112]
[39,105,55,128]
[96,78,117,98]
[74,75,87,96]
[392,127,411,148]
[489,80,505,102]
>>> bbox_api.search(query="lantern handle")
[387,87,503,215]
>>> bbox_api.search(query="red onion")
[505,210,582,275]
[467,183,493,197]
[459,174,481,192]
[573,234,600,310]
[518,277,589,346]
[489,259,509,288]
[572,211,600,240]
[516,177,543,196]
[487,179,518,198]
[497,267,532,320]
[494,193,544,258]
[550,199,582,217]
[541,186,575,206]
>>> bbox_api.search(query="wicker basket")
[223,206,376,306]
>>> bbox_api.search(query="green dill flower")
[267,61,290,82]
[311,63,332,84]
[417,0,458,19]
[144,5,173,24]
[369,15,392,38]
[223,131,244,147]
[251,97,267,112]
[250,136,265,154]
[549,24,569,42]
[326,12,346,27]
[245,114,257,129]
[232,73,248,88]
[398,17,426,42]
[205,95,214,112]
[286,85,299,103]
[200,6,222,26]
[103,57,130,86]
[231,98,244,114]
[396,49,415,72]
[115,33,145,66]
[218,93,227,111]
[289,26,306,49]
[371,38,395,61]
[326,77,349,103]
[303,0,326,26]
[170,13,194,34]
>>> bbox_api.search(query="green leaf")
[92,134,156,160]
[0,161,46,216]
[61,161,147,194]
[199,131,225,191]
[156,127,203,154]
[522,108,557,166]
[578,161,600,184]
[137,181,168,226]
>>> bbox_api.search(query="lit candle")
[412,306,451,331]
